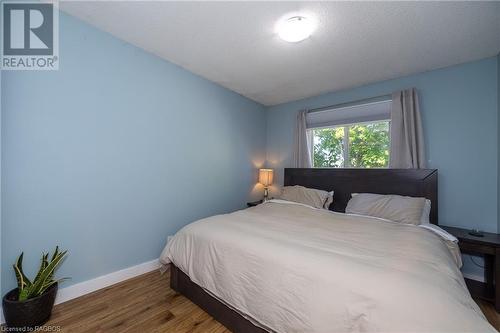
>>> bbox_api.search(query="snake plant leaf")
[40,277,69,294]
[18,254,33,288]
[13,253,32,291]
[48,247,60,281]
[40,280,57,293]
[50,246,59,263]
[18,288,29,302]
[34,253,49,283]
[41,277,64,288]
[13,263,26,291]
[28,250,67,298]
[13,248,68,301]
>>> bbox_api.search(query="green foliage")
[313,127,345,167]
[313,121,390,168]
[13,247,68,301]
[348,122,390,168]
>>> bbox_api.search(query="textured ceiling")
[60,1,500,106]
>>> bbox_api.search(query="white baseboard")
[55,258,160,304]
[1,258,160,324]
[463,272,485,283]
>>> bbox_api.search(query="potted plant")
[2,247,68,328]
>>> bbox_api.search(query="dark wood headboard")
[284,168,438,225]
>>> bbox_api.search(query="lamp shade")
[259,169,273,187]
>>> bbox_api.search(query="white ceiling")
[60,1,500,106]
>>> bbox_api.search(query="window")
[305,99,392,168]
[310,120,390,168]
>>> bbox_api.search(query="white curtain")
[293,110,312,168]
[389,88,426,168]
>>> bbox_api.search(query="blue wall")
[267,57,498,233]
[1,13,266,293]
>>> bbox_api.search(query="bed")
[160,168,495,332]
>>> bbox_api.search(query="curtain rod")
[308,93,392,114]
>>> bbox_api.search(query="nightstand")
[442,226,500,312]
[247,200,263,207]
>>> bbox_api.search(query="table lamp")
[259,169,273,202]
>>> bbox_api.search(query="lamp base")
[263,187,269,202]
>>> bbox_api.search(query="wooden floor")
[44,270,500,332]
[45,270,229,333]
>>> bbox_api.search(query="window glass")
[312,127,345,168]
[348,121,390,168]
[311,120,390,168]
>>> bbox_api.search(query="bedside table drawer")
[459,241,495,255]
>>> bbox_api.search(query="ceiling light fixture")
[277,15,315,43]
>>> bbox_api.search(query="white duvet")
[160,201,495,333]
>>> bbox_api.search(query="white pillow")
[279,186,333,210]
[350,193,431,224]
[324,194,334,210]
[420,199,431,225]
[346,193,428,225]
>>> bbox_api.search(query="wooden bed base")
[170,263,267,333]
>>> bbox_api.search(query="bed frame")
[170,168,438,332]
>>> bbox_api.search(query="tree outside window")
[311,121,390,168]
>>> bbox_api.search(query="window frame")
[308,119,391,169]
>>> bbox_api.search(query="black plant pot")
[2,283,58,328]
